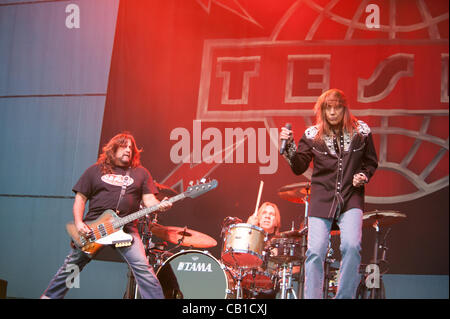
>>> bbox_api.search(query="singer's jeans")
[41,226,164,299]
[304,208,363,299]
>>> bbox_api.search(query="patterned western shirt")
[284,121,378,219]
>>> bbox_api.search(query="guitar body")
[66,209,133,256]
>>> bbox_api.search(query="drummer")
[245,202,282,299]
[246,202,281,240]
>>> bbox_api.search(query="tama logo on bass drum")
[177,262,213,272]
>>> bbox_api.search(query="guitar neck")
[113,193,185,228]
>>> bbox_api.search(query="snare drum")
[156,250,234,299]
[221,223,267,268]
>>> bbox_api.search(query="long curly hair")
[97,132,142,174]
[313,89,358,141]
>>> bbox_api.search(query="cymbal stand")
[279,262,297,299]
[142,214,157,253]
[234,268,245,299]
[357,220,388,299]
[369,220,381,299]
[297,182,310,299]
[175,226,188,247]
[124,267,139,299]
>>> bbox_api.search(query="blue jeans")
[304,208,363,299]
[41,227,164,299]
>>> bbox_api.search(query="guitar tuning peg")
[189,181,194,186]
[200,178,206,183]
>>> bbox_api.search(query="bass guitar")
[66,179,218,256]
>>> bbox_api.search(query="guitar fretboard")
[112,193,185,228]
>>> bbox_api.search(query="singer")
[279,89,378,299]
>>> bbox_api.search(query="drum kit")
[123,181,407,299]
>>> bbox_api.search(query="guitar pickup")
[114,240,132,248]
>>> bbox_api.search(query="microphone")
[280,123,292,155]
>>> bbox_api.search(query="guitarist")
[41,132,172,299]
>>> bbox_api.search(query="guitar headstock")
[184,179,218,198]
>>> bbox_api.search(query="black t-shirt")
[72,164,158,222]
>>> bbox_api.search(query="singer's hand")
[353,173,368,187]
[280,126,293,143]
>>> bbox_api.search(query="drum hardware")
[275,226,308,239]
[277,181,311,299]
[267,234,304,299]
[356,210,406,299]
[233,267,246,299]
[124,266,139,299]
[324,263,340,299]
[221,217,243,234]
[278,261,297,299]
[323,235,337,299]
[268,237,304,265]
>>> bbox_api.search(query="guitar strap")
[115,168,130,215]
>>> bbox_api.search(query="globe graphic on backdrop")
[196,0,449,204]
[270,0,449,204]
[270,0,448,42]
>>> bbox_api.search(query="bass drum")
[156,250,234,299]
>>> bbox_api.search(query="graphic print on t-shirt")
[101,174,135,187]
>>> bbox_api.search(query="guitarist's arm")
[73,192,92,236]
[142,193,172,212]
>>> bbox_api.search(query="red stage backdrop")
[100,0,448,275]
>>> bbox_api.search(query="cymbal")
[149,223,217,248]
[273,227,308,239]
[362,210,406,228]
[278,182,311,203]
[155,182,178,201]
